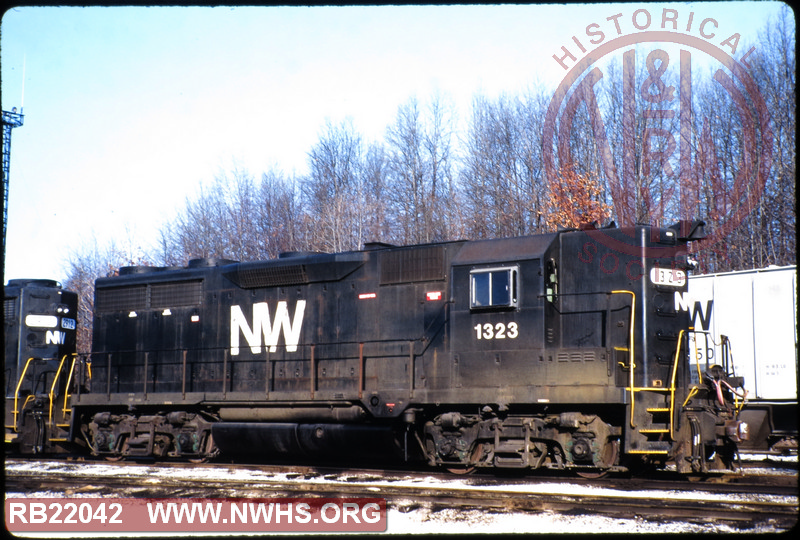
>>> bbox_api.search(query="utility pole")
[2,107,24,273]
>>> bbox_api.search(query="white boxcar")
[687,265,797,399]
[685,265,797,451]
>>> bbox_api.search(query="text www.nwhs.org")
[148,500,383,524]
[5,498,387,533]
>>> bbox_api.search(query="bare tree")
[687,6,795,272]
[64,9,793,315]
[256,169,302,258]
[219,167,260,261]
[301,119,366,252]
[385,94,456,244]
[62,234,154,353]
[461,90,549,239]
[169,182,230,260]
[747,6,796,268]
[360,142,392,243]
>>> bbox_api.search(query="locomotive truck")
[5,221,750,475]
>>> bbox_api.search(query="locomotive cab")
[424,221,747,474]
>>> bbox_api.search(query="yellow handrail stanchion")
[10,358,36,431]
[667,330,685,440]
[49,355,70,428]
[62,354,79,415]
[611,291,636,428]
[682,386,699,407]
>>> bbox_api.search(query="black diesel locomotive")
[6,222,750,474]
[4,279,79,454]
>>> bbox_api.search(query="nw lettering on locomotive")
[230,300,306,355]
[45,330,66,345]
[674,291,713,331]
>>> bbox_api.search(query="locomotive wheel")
[576,467,607,479]
[188,433,217,464]
[446,464,475,475]
[576,439,618,479]
[445,442,484,475]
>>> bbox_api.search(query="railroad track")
[5,459,798,530]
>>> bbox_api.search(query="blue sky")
[1,3,789,282]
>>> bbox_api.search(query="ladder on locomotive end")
[627,331,687,456]
[613,291,684,457]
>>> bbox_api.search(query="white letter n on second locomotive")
[230,300,306,355]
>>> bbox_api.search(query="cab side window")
[545,258,558,303]
[470,266,518,309]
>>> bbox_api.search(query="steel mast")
[2,107,24,271]
[3,107,25,271]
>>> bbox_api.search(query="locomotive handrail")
[609,290,636,428]
[689,329,713,385]
[61,354,80,416]
[9,357,36,431]
[90,336,432,356]
[682,385,700,407]
[48,355,71,429]
[539,290,632,298]
[182,350,188,400]
[667,329,686,440]
[358,343,364,399]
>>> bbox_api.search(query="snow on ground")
[6,458,797,535]
[2,491,781,536]
[385,505,754,534]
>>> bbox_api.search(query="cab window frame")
[469,265,519,310]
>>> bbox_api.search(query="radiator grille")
[96,285,147,312]
[150,280,203,308]
[4,298,17,320]
[96,281,202,312]
[235,264,308,288]
[380,246,445,284]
